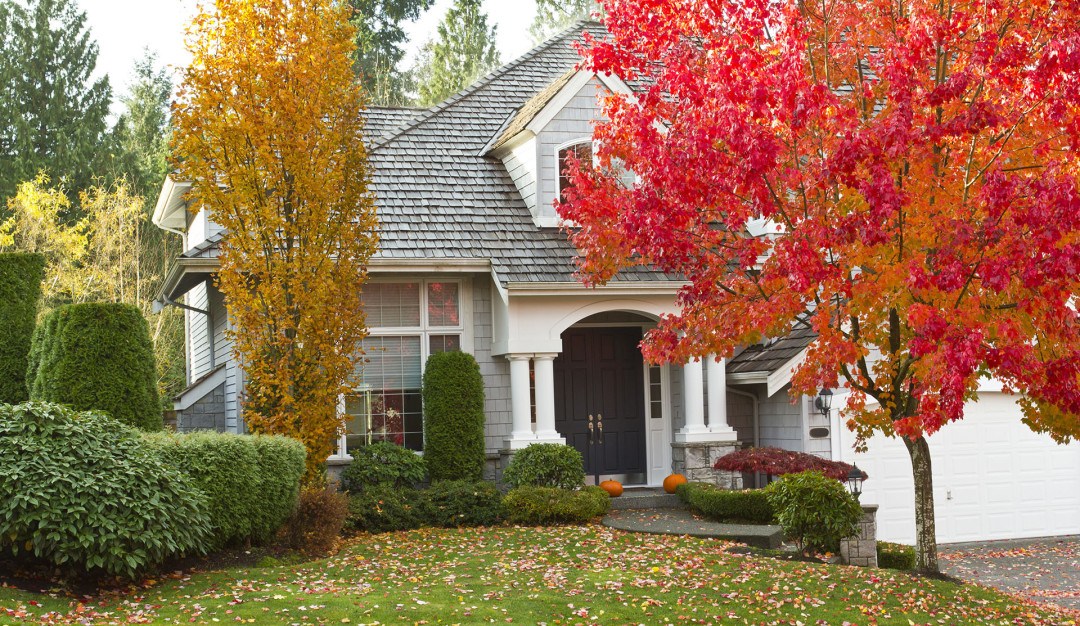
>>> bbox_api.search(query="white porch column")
[706,355,738,441]
[532,353,565,444]
[676,357,713,442]
[505,355,536,449]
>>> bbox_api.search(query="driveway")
[939,535,1080,611]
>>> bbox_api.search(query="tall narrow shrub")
[422,350,485,480]
[28,303,161,430]
[0,253,45,403]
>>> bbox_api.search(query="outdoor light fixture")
[847,464,867,499]
[814,388,833,417]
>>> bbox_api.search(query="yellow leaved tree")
[172,0,379,474]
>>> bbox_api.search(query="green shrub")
[503,486,610,525]
[339,441,425,492]
[421,480,503,528]
[422,351,486,480]
[764,470,863,555]
[502,443,585,490]
[675,482,775,524]
[0,402,211,576]
[877,541,916,570]
[279,486,349,554]
[0,253,45,404]
[28,303,162,430]
[144,431,306,549]
[347,484,424,534]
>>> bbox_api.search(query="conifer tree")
[0,0,112,215]
[349,0,434,106]
[413,0,500,107]
[530,0,597,44]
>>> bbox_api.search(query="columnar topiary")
[0,403,211,576]
[422,350,485,481]
[28,303,162,430]
[0,253,45,404]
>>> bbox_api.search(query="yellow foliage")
[172,0,379,474]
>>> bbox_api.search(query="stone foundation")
[176,382,227,432]
[671,441,742,489]
[840,505,879,567]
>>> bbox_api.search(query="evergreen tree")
[530,0,598,44]
[0,0,112,215]
[349,0,434,106]
[413,0,500,107]
[113,50,172,204]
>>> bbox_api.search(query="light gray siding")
[758,384,804,452]
[536,77,606,221]
[500,141,537,217]
[187,281,213,380]
[473,279,512,452]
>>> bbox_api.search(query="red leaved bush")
[714,447,860,482]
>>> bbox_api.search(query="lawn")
[1,525,1076,625]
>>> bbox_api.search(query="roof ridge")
[369,19,602,151]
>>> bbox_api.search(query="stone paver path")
[602,507,783,549]
[940,535,1080,611]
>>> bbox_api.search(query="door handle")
[588,414,595,444]
[597,414,603,444]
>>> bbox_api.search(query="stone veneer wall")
[840,505,879,567]
[671,441,743,489]
[176,381,227,433]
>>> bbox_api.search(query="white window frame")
[330,278,470,460]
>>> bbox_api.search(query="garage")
[834,392,1080,545]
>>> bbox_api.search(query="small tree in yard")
[173,0,379,475]
[562,0,1080,573]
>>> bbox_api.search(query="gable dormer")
[486,69,634,228]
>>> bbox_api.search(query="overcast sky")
[79,0,539,105]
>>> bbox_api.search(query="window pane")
[649,365,662,419]
[363,283,420,328]
[350,336,424,452]
[429,334,461,353]
[427,282,460,327]
[558,142,593,203]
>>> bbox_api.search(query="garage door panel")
[845,392,1080,544]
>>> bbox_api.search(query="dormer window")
[557,139,593,203]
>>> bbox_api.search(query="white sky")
[79,0,538,105]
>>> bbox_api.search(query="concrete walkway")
[602,507,784,549]
[940,535,1080,611]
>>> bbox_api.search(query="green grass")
[1,525,1076,625]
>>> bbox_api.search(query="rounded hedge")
[502,443,585,490]
[765,470,863,555]
[422,350,485,481]
[503,486,611,525]
[28,303,162,430]
[339,441,426,492]
[144,431,306,549]
[0,402,211,576]
[0,253,45,404]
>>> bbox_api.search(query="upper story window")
[334,280,464,457]
[557,139,593,204]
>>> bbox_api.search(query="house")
[152,22,1080,546]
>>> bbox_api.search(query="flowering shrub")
[714,446,860,482]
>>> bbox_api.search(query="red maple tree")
[560,0,1080,572]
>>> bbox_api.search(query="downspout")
[727,387,761,488]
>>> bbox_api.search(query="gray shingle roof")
[727,327,817,375]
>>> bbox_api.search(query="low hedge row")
[877,541,916,570]
[346,482,610,533]
[675,481,775,524]
[144,431,306,549]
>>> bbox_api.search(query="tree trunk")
[903,435,939,573]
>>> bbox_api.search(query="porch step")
[602,502,784,550]
[607,487,685,511]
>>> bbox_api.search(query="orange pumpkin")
[599,480,623,497]
[663,473,687,494]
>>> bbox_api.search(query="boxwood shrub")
[764,470,863,555]
[346,484,424,534]
[503,486,610,525]
[422,351,485,481]
[877,541,916,570]
[339,441,425,492]
[502,443,585,490]
[674,481,776,524]
[421,480,503,528]
[0,402,211,576]
[0,253,45,404]
[28,303,162,430]
[144,431,306,548]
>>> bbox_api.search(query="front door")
[554,327,647,484]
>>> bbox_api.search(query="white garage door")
[837,392,1080,545]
